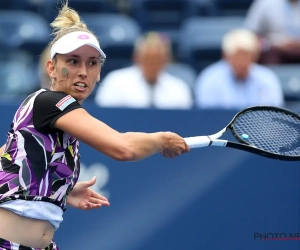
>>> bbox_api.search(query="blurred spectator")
[194,29,284,109]
[39,45,52,89]
[245,0,300,64]
[95,32,193,109]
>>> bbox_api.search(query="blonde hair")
[134,32,172,59]
[222,29,259,55]
[49,1,104,64]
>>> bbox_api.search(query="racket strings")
[232,110,300,156]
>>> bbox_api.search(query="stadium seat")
[0,0,14,10]
[0,11,51,58]
[0,0,31,10]
[80,13,141,79]
[166,62,198,89]
[266,65,300,102]
[129,0,199,56]
[40,0,118,23]
[212,0,254,16]
[177,16,244,72]
[194,0,217,16]
[0,49,39,99]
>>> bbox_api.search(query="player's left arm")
[0,144,5,156]
[67,176,110,210]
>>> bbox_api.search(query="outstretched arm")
[54,108,189,161]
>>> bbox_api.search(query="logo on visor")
[77,34,90,40]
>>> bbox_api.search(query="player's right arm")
[54,108,189,161]
[33,91,189,162]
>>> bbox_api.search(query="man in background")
[244,0,300,64]
[194,29,284,109]
[94,32,193,109]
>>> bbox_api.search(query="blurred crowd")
[1,0,300,110]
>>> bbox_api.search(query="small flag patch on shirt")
[56,95,76,111]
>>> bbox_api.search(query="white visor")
[50,31,106,60]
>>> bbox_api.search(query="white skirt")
[0,199,63,230]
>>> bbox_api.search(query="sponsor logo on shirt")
[56,95,76,111]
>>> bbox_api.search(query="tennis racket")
[184,106,300,161]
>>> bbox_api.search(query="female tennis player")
[0,2,189,249]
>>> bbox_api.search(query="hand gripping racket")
[184,106,300,161]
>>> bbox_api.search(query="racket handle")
[184,136,211,148]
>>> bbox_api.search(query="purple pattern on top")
[0,89,80,210]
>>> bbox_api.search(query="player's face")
[226,49,254,80]
[51,45,101,103]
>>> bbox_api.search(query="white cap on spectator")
[50,31,106,60]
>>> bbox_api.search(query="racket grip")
[184,136,211,148]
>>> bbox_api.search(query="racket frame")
[184,106,300,161]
